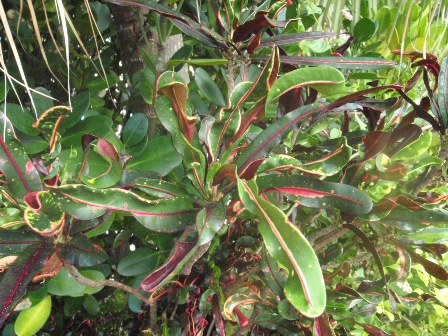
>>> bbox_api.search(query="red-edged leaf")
[0,112,43,199]
[253,56,396,70]
[227,99,266,146]
[0,230,43,255]
[141,239,197,291]
[24,191,65,236]
[257,175,373,215]
[32,106,70,153]
[157,72,196,143]
[0,243,53,327]
[385,124,422,157]
[360,323,392,336]
[238,178,326,317]
[377,162,407,180]
[196,200,225,245]
[258,32,339,48]
[132,177,191,199]
[233,11,288,43]
[57,234,108,267]
[233,307,249,327]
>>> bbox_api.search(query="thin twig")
[65,263,152,304]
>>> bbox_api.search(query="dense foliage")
[0,0,447,335]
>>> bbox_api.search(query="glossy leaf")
[381,204,448,231]
[233,12,288,43]
[141,239,198,291]
[238,178,326,317]
[0,243,53,327]
[391,131,432,161]
[266,66,345,103]
[52,184,197,217]
[353,18,377,42]
[257,175,373,215]
[56,234,108,267]
[125,135,182,176]
[61,115,113,147]
[194,68,226,106]
[123,113,148,147]
[0,112,43,199]
[14,295,51,336]
[196,200,225,245]
[223,292,263,322]
[255,313,301,334]
[47,267,85,296]
[132,178,191,199]
[117,248,159,276]
[362,131,393,161]
[79,147,123,188]
[23,191,65,236]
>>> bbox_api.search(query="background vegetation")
[0,0,447,335]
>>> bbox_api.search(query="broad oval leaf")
[125,135,182,176]
[195,68,226,106]
[117,248,159,276]
[24,191,65,236]
[257,175,373,215]
[0,230,43,255]
[238,178,326,317]
[123,113,148,147]
[14,295,51,336]
[47,267,86,296]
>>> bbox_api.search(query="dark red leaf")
[362,130,392,161]
[334,36,355,55]
[141,239,197,291]
[360,323,392,336]
[313,312,333,336]
[0,243,53,327]
[377,162,408,180]
[82,134,98,151]
[97,139,119,161]
[233,12,288,43]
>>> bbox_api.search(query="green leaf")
[126,135,182,176]
[194,68,226,106]
[14,295,51,336]
[79,270,105,294]
[61,115,113,147]
[47,267,86,296]
[405,228,448,243]
[196,200,226,245]
[123,113,148,147]
[83,294,100,315]
[60,92,90,130]
[381,204,448,231]
[31,87,53,118]
[79,149,123,188]
[237,178,326,317]
[354,18,377,42]
[391,131,432,161]
[257,175,373,215]
[267,66,345,104]
[259,32,338,48]
[52,184,197,217]
[1,103,39,136]
[90,1,111,32]
[0,112,43,199]
[117,248,159,276]
[132,178,191,198]
[168,45,193,71]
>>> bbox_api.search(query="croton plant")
[0,0,447,335]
